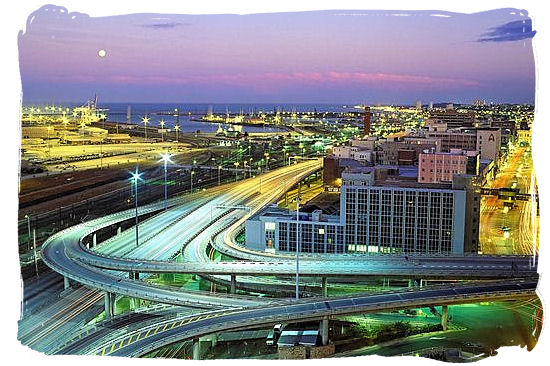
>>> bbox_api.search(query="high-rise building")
[246,166,476,255]
[416,100,422,110]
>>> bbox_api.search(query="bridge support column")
[441,305,448,331]
[117,226,122,236]
[230,274,236,294]
[63,276,70,290]
[321,277,328,297]
[408,279,413,288]
[192,338,200,360]
[320,316,329,346]
[110,293,116,317]
[420,279,426,288]
[92,233,97,247]
[104,291,112,320]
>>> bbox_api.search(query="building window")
[265,222,276,231]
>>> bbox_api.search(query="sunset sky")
[18,6,536,105]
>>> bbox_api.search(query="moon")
[98,49,107,58]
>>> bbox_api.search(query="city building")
[247,166,478,255]
[378,137,441,165]
[425,130,477,152]
[418,149,468,183]
[429,109,475,129]
[476,127,501,163]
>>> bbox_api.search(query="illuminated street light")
[218,165,222,185]
[234,161,240,182]
[24,214,31,251]
[141,116,150,139]
[129,168,143,247]
[296,183,301,299]
[190,170,195,192]
[159,152,173,210]
[159,119,165,142]
[174,125,180,142]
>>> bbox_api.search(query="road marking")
[128,334,133,344]
[145,329,151,338]
[153,326,160,335]
[110,342,116,353]
[101,347,106,356]
[136,332,142,341]
[118,339,124,349]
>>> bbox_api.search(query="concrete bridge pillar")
[63,276,70,290]
[441,305,448,331]
[321,277,328,297]
[104,291,112,320]
[192,338,200,360]
[408,279,414,288]
[420,279,426,288]
[230,274,236,294]
[320,316,329,346]
[110,293,116,317]
[92,233,97,247]
[117,226,122,236]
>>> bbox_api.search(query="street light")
[234,161,240,182]
[159,119,165,142]
[190,170,195,192]
[24,214,31,251]
[218,165,222,185]
[258,167,262,192]
[141,115,150,140]
[295,183,301,299]
[159,152,172,210]
[174,125,180,142]
[129,168,143,247]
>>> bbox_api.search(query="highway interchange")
[31,158,540,357]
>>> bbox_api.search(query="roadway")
[480,145,538,255]
[68,279,537,357]
[40,160,323,309]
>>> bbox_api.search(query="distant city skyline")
[19,6,536,105]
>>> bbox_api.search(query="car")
[501,226,511,232]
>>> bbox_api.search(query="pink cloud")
[34,70,482,90]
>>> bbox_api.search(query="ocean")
[98,103,357,133]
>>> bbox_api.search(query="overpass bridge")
[480,187,537,201]
[56,279,537,357]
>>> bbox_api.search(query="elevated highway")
[57,279,537,357]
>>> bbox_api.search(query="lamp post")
[159,119,165,142]
[218,165,222,185]
[174,125,180,142]
[264,152,270,170]
[159,153,172,210]
[296,183,301,299]
[234,162,239,182]
[243,161,248,178]
[47,125,52,157]
[130,168,143,247]
[25,214,31,252]
[141,116,150,140]
[258,167,262,193]
[190,170,195,192]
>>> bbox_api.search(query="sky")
[18,6,536,105]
